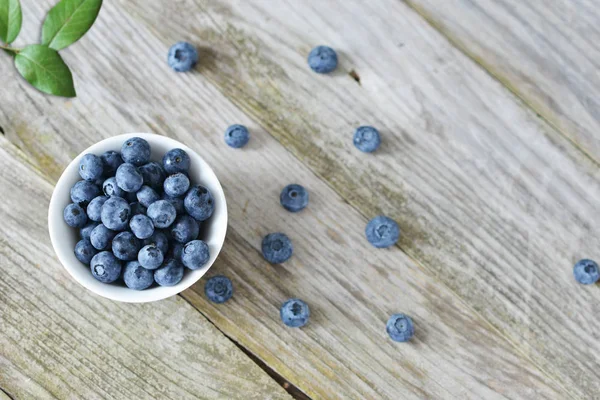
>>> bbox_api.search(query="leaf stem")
[0,44,21,54]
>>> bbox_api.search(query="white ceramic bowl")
[48,133,228,303]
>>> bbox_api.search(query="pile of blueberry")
[64,137,214,290]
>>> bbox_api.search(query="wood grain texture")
[403,0,600,163]
[98,0,600,398]
[0,140,290,399]
[0,1,572,399]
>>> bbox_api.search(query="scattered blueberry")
[138,244,164,270]
[162,194,184,215]
[79,154,104,182]
[80,221,99,241]
[224,124,250,148]
[123,261,154,290]
[143,230,169,255]
[262,233,293,264]
[168,42,198,72]
[147,200,177,228]
[204,275,232,303]
[70,180,100,208]
[90,251,122,283]
[116,163,143,193]
[164,173,190,197]
[129,214,155,239]
[353,126,381,153]
[280,184,309,212]
[100,150,123,175]
[64,203,88,228]
[100,196,131,231]
[87,196,108,222]
[365,216,400,248]
[171,215,199,243]
[102,177,125,198]
[280,299,310,328]
[169,241,184,261]
[386,314,415,342]
[181,240,209,270]
[307,46,338,74]
[112,231,141,261]
[184,185,214,221]
[129,201,147,216]
[75,239,97,264]
[154,258,184,286]
[90,224,116,250]
[121,137,151,166]
[138,161,166,191]
[163,148,190,174]
[136,185,160,207]
[573,259,600,285]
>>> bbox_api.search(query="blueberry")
[168,42,198,72]
[573,259,600,285]
[169,242,184,261]
[181,240,209,270]
[204,275,232,303]
[162,194,184,215]
[123,261,154,290]
[280,184,309,212]
[136,185,160,207]
[101,196,131,231]
[184,185,214,221]
[386,314,415,342]
[75,239,97,264]
[90,224,117,250]
[280,299,310,328]
[224,124,250,148]
[353,126,381,153]
[129,201,147,216]
[147,200,177,228]
[116,163,143,193]
[70,180,100,208]
[307,46,338,74]
[365,216,400,248]
[121,137,151,166]
[87,196,108,221]
[154,258,184,286]
[170,215,199,243]
[90,251,122,283]
[78,154,104,182]
[164,173,190,198]
[262,233,293,263]
[64,203,88,228]
[163,148,190,174]
[102,177,125,198]
[130,214,155,239]
[143,230,169,255]
[80,221,100,241]
[112,231,141,261]
[138,161,166,191]
[138,244,164,270]
[100,150,124,175]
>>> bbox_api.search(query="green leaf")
[41,0,102,51]
[0,0,23,44]
[14,45,76,97]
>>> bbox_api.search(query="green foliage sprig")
[0,0,102,97]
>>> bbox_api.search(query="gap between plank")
[0,387,16,400]
[401,0,600,171]
[178,294,312,400]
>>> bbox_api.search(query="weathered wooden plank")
[403,0,600,162]
[0,141,290,399]
[1,2,571,398]
[89,0,600,398]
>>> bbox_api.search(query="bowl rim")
[48,133,228,303]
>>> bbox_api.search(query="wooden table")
[2,1,599,399]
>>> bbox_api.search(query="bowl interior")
[48,133,228,303]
